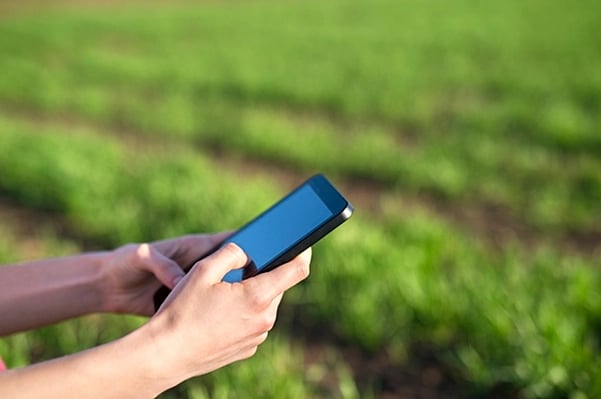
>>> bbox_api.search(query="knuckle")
[241,346,258,360]
[256,331,269,345]
[248,291,270,310]
[135,243,152,260]
[222,242,247,266]
[257,314,276,333]
[295,259,310,281]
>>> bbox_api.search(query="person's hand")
[145,243,311,385]
[100,232,231,316]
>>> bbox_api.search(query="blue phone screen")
[222,184,332,282]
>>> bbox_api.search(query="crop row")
[1,116,600,397]
[1,0,601,235]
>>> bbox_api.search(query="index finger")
[245,248,312,300]
[154,231,233,268]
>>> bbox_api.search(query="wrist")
[122,327,182,396]
[92,250,117,313]
[127,316,189,391]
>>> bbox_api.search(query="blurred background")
[0,0,600,397]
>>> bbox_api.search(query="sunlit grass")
[0,0,600,232]
[1,116,600,397]
[1,0,600,397]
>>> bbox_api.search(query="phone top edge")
[341,203,354,220]
[308,174,352,215]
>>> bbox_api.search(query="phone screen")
[222,184,333,282]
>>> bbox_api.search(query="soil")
[301,338,468,398]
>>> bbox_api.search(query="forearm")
[0,253,109,336]
[0,327,174,399]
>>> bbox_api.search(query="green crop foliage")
[1,0,601,233]
[1,0,600,397]
[1,116,600,397]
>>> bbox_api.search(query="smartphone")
[153,174,353,310]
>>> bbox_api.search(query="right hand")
[145,243,311,384]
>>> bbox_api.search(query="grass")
[1,0,600,234]
[1,115,600,397]
[1,0,600,398]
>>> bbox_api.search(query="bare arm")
[0,233,229,336]
[0,253,106,336]
[0,244,311,398]
[0,328,168,398]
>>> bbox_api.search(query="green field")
[1,0,600,397]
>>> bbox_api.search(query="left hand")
[100,232,231,316]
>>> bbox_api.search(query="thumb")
[142,244,186,289]
[194,243,248,283]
